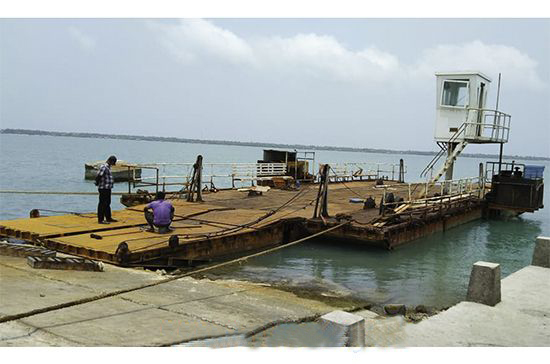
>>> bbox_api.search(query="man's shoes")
[98,221,110,224]
[106,219,118,223]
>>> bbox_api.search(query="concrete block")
[27,256,103,272]
[466,261,501,306]
[532,236,550,268]
[0,242,56,258]
[318,310,365,347]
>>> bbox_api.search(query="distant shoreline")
[2,128,549,161]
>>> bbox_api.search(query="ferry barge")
[0,71,544,268]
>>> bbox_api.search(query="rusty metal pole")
[196,155,203,202]
[127,166,131,194]
[313,164,330,218]
[321,164,330,218]
[187,162,197,202]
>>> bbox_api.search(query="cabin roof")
[435,71,492,82]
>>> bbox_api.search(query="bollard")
[466,261,501,306]
[318,310,365,347]
[532,236,550,268]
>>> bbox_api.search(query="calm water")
[1,134,548,308]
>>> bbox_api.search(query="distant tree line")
[1,128,548,161]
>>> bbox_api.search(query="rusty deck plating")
[0,181,484,267]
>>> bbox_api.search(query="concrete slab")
[0,254,338,346]
[392,265,550,346]
[18,297,232,346]
[170,288,330,332]
[0,320,81,346]
[0,261,99,316]
[353,310,407,347]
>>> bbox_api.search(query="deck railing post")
[127,166,131,194]
[382,188,386,216]
[155,168,159,194]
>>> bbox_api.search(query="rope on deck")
[0,221,349,324]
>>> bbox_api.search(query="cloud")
[152,19,256,66]
[253,34,400,82]
[410,40,544,90]
[68,26,96,52]
[151,20,544,89]
[152,19,399,83]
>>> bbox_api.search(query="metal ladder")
[420,142,448,180]
[429,140,468,183]
[420,122,469,183]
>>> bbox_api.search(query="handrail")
[379,176,485,217]
[420,148,446,179]
[420,107,512,181]
[326,162,405,181]
[420,122,467,180]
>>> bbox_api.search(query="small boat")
[84,161,142,182]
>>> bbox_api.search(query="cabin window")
[441,80,469,108]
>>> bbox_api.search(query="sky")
[0,18,549,157]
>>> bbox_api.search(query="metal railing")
[379,176,485,217]
[464,108,511,143]
[127,162,290,192]
[326,162,406,182]
[420,108,511,181]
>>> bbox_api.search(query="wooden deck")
[0,180,484,267]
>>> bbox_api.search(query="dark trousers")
[98,188,112,222]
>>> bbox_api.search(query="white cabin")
[422,71,512,183]
[435,71,500,142]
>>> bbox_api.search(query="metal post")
[382,188,386,216]
[196,155,203,202]
[425,181,428,198]
[479,163,484,198]
[127,166,131,194]
[313,164,330,218]
[155,168,159,194]
[498,143,504,173]
[321,165,329,217]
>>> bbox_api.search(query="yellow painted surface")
[1,181,428,256]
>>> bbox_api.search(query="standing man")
[144,191,175,233]
[95,155,118,224]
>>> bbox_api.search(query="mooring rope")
[35,209,96,218]
[0,221,349,324]
[129,185,315,252]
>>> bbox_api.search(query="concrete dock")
[386,264,550,346]
[1,237,549,346]
[0,251,341,346]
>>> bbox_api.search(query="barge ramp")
[1,237,548,346]
[0,179,486,268]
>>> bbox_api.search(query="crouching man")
[144,192,175,233]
